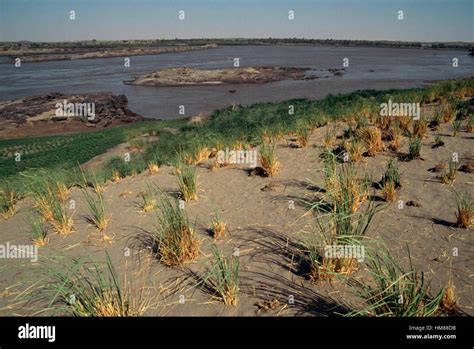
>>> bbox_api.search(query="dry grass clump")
[356,126,383,156]
[375,115,393,131]
[308,245,359,282]
[343,138,365,162]
[398,115,413,134]
[467,115,474,133]
[320,152,370,212]
[111,170,121,183]
[189,146,212,164]
[439,276,458,315]
[211,212,227,239]
[54,180,71,203]
[387,123,403,151]
[333,163,369,213]
[442,104,457,123]
[147,161,160,174]
[413,119,428,138]
[50,201,74,235]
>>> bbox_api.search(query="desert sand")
[0,119,472,316]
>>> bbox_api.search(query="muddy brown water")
[1,45,473,119]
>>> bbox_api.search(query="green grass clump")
[259,142,280,177]
[47,253,151,316]
[137,183,158,212]
[440,160,458,184]
[348,247,444,317]
[33,182,74,235]
[454,191,473,228]
[104,156,132,180]
[295,125,310,148]
[408,137,422,160]
[29,214,48,246]
[153,194,199,266]
[0,181,20,219]
[199,246,239,306]
[83,189,109,233]
[177,161,198,201]
[380,159,401,202]
[452,119,462,137]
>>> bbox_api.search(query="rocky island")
[125,66,312,87]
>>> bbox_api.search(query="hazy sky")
[0,0,472,42]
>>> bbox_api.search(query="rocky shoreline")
[0,44,217,64]
[125,66,313,87]
[0,92,145,138]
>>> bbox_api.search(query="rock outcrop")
[125,66,310,87]
[0,92,144,138]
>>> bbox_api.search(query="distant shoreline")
[0,44,217,64]
[0,38,472,64]
[0,39,474,64]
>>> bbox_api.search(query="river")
[1,45,473,119]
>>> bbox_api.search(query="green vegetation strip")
[1,78,472,195]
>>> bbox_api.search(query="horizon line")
[2,37,473,45]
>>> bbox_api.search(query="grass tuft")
[83,189,109,233]
[199,246,239,306]
[0,181,20,219]
[259,142,280,177]
[408,137,422,160]
[454,191,473,228]
[211,211,227,239]
[47,253,152,316]
[176,161,198,201]
[356,126,383,156]
[380,159,401,202]
[348,247,444,317]
[153,194,200,266]
[29,214,48,247]
[440,160,458,184]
